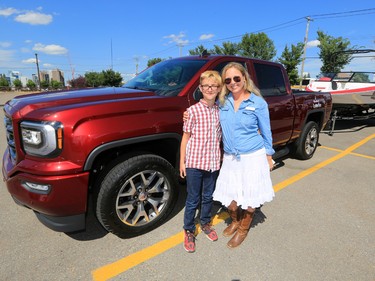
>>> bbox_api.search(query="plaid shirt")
[183,99,222,172]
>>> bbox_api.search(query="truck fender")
[83,133,181,171]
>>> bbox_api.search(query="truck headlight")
[20,121,63,157]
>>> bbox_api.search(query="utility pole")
[177,43,184,57]
[35,53,41,90]
[134,56,139,75]
[299,16,312,90]
[67,52,75,81]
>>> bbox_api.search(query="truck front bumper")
[2,149,90,233]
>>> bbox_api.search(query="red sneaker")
[184,230,196,253]
[201,224,218,241]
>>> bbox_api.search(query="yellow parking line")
[349,152,375,160]
[92,133,375,281]
[92,212,228,281]
[320,145,375,160]
[273,133,375,192]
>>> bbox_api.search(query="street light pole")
[35,53,41,90]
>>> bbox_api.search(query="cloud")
[43,63,53,68]
[199,34,214,40]
[22,58,37,64]
[0,7,18,17]
[0,49,14,59]
[33,43,68,55]
[15,11,53,25]
[307,40,320,48]
[0,7,53,25]
[0,41,12,48]
[21,47,30,53]
[163,32,189,46]
[0,49,16,66]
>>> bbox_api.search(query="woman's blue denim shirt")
[219,92,275,158]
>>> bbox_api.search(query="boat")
[306,71,375,135]
[306,71,375,117]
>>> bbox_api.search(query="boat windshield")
[123,59,208,96]
[318,72,375,83]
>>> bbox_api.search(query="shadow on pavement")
[66,183,187,241]
[322,118,375,135]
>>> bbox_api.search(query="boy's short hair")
[200,70,222,85]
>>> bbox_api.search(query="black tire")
[95,154,178,238]
[294,121,319,160]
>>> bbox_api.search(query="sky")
[1,1,375,82]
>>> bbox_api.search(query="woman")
[213,62,275,249]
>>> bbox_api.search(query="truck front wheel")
[95,154,178,238]
[294,121,319,160]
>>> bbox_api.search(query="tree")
[239,32,276,60]
[0,76,10,90]
[278,43,304,85]
[101,69,123,87]
[13,79,23,90]
[188,45,207,55]
[69,76,87,88]
[40,80,50,90]
[351,73,370,83]
[26,80,37,91]
[211,42,239,55]
[85,71,103,87]
[317,30,353,73]
[51,80,62,90]
[147,58,163,67]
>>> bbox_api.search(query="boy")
[180,70,222,253]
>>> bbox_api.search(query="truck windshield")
[123,59,208,96]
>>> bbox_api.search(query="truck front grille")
[4,115,17,161]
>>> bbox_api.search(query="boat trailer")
[328,108,375,136]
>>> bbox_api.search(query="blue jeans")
[183,168,219,232]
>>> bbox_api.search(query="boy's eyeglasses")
[201,85,219,90]
[224,76,241,85]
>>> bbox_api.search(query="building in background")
[39,69,65,86]
[50,69,65,86]
[2,68,65,89]
[8,71,20,85]
[32,74,38,85]
[20,76,28,86]
[40,70,50,83]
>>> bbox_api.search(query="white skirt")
[213,148,274,209]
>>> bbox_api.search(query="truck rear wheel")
[95,154,178,238]
[294,121,319,160]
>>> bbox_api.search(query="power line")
[309,8,375,18]
[145,7,375,59]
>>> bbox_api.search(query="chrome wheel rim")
[305,127,318,156]
[116,170,170,226]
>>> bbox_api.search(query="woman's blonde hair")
[200,70,222,85]
[218,62,262,105]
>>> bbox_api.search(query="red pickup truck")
[2,55,332,238]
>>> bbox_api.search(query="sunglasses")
[224,76,241,85]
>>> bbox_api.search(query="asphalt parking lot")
[0,92,374,281]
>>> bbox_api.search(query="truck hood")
[5,87,156,117]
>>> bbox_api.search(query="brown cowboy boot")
[223,208,242,237]
[227,209,255,248]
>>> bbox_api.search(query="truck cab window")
[254,63,287,97]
